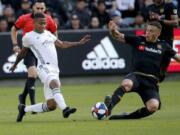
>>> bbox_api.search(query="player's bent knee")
[121,79,133,92]
[28,66,37,78]
[49,79,60,89]
[146,99,159,113]
[47,99,57,111]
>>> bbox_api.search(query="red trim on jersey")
[15,13,57,36]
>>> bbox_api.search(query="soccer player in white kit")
[11,13,90,122]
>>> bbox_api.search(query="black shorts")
[124,73,161,107]
[23,49,37,68]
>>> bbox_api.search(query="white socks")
[24,88,67,113]
[52,88,67,110]
[24,102,48,113]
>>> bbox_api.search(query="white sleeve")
[49,31,57,42]
[22,35,30,48]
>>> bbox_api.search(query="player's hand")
[79,35,91,45]
[108,20,117,31]
[13,45,21,53]
[9,65,16,72]
[108,21,120,38]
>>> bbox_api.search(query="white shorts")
[37,65,61,100]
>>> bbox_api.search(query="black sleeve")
[165,43,176,58]
[124,35,141,47]
[170,3,178,15]
[166,3,178,16]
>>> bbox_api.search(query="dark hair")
[97,0,105,5]
[34,12,46,19]
[77,0,86,2]
[34,0,45,3]
[33,0,45,5]
[147,21,162,30]
[0,16,7,22]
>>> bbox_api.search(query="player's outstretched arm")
[174,53,180,63]
[55,35,91,48]
[11,26,21,53]
[108,21,125,43]
[10,48,28,72]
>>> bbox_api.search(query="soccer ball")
[91,102,109,120]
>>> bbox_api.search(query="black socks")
[124,107,153,119]
[20,77,36,105]
[109,86,126,110]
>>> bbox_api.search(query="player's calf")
[104,86,126,116]
[18,94,25,104]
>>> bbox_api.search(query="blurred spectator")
[0,1,5,15]
[63,0,76,12]
[108,1,119,15]
[45,0,69,24]
[116,0,137,18]
[1,0,21,12]
[52,13,61,30]
[88,16,100,29]
[16,0,32,18]
[144,0,153,6]
[131,13,145,28]
[88,0,115,11]
[0,0,177,30]
[88,0,97,12]
[137,0,153,21]
[72,0,91,28]
[172,0,178,6]
[64,14,83,30]
[45,7,54,16]
[0,16,8,32]
[3,5,14,17]
[105,0,115,10]
[2,5,16,30]
[111,10,129,28]
[92,0,111,28]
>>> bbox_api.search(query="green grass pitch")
[0,81,180,135]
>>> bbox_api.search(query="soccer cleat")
[18,94,25,104]
[16,104,26,122]
[109,112,129,120]
[104,95,112,116]
[63,107,77,118]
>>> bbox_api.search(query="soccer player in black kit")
[142,0,179,81]
[104,21,180,120]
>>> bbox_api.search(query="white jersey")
[22,30,59,71]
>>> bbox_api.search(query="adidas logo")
[82,37,126,70]
[2,54,27,73]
